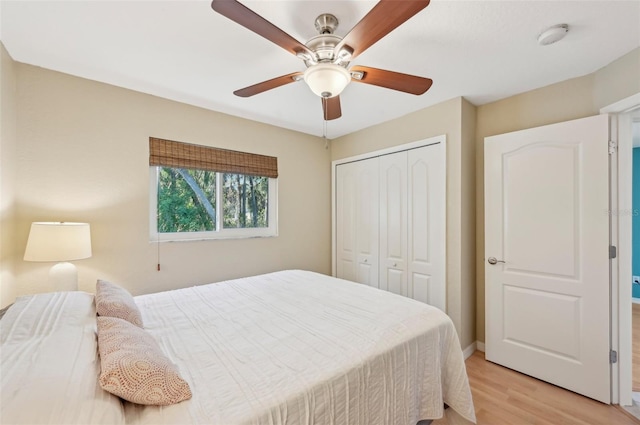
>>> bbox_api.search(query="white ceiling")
[1,0,639,139]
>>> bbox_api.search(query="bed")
[1,270,475,425]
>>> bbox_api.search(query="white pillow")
[0,291,126,424]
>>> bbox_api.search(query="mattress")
[126,270,476,424]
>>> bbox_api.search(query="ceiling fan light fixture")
[303,63,350,98]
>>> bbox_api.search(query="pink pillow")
[95,280,143,327]
[97,316,192,405]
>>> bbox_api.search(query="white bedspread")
[127,270,475,425]
[0,292,125,425]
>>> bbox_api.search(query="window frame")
[149,166,278,242]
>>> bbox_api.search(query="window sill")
[150,231,278,243]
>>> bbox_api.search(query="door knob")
[487,257,505,265]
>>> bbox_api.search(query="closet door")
[407,144,446,311]
[379,151,408,296]
[335,137,446,309]
[336,159,379,287]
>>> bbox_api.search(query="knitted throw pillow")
[96,316,192,405]
[95,279,144,328]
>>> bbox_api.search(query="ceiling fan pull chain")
[323,117,328,150]
[322,99,329,150]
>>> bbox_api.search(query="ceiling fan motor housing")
[315,14,338,34]
[300,14,354,68]
[304,34,344,66]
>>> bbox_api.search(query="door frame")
[484,115,612,403]
[601,92,640,406]
[331,135,447,276]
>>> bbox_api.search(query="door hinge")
[608,140,617,155]
[609,245,617,259]
[610,350,618,364]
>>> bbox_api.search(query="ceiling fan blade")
[211,0,313,57]
[350,66,432,95]
[234,72,303,97]
[336,0,430,60]
[322,96,342,120]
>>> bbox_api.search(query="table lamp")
[23,222,92,291]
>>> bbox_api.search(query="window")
[149,138,277,241]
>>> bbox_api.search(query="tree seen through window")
[157,167,268,233]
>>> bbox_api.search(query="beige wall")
[10,62,331,300]
[4,39,637,346]
[475,47,640,343]
[460,99,477,348]
[331,46,639,347]
[331,97,477,348]
[0,43,18,307]
[594,48,640,110]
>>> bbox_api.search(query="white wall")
[10,60,331,299]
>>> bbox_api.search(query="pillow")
[97,316,192,405]
[95,279,144,327]
[1,292,126,424]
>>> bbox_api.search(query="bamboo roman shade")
[149,137,278,178]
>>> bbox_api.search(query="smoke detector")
[537,24,569,46]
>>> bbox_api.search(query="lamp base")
[49,262,78,291]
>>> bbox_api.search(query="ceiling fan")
[211,0,433,121]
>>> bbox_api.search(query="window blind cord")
[156,180,161,272]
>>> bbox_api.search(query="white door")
[379,151,408,296]
[336,159,379,287]
[407,145,446,311]
[485,114,611,403]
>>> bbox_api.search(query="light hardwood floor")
[434,351,639,425]
[634,303,640,392]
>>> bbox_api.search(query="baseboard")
[462,342,476,359]
[462,341,485,359]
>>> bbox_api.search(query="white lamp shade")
[303,63,351,98]
[24,222,92,262]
